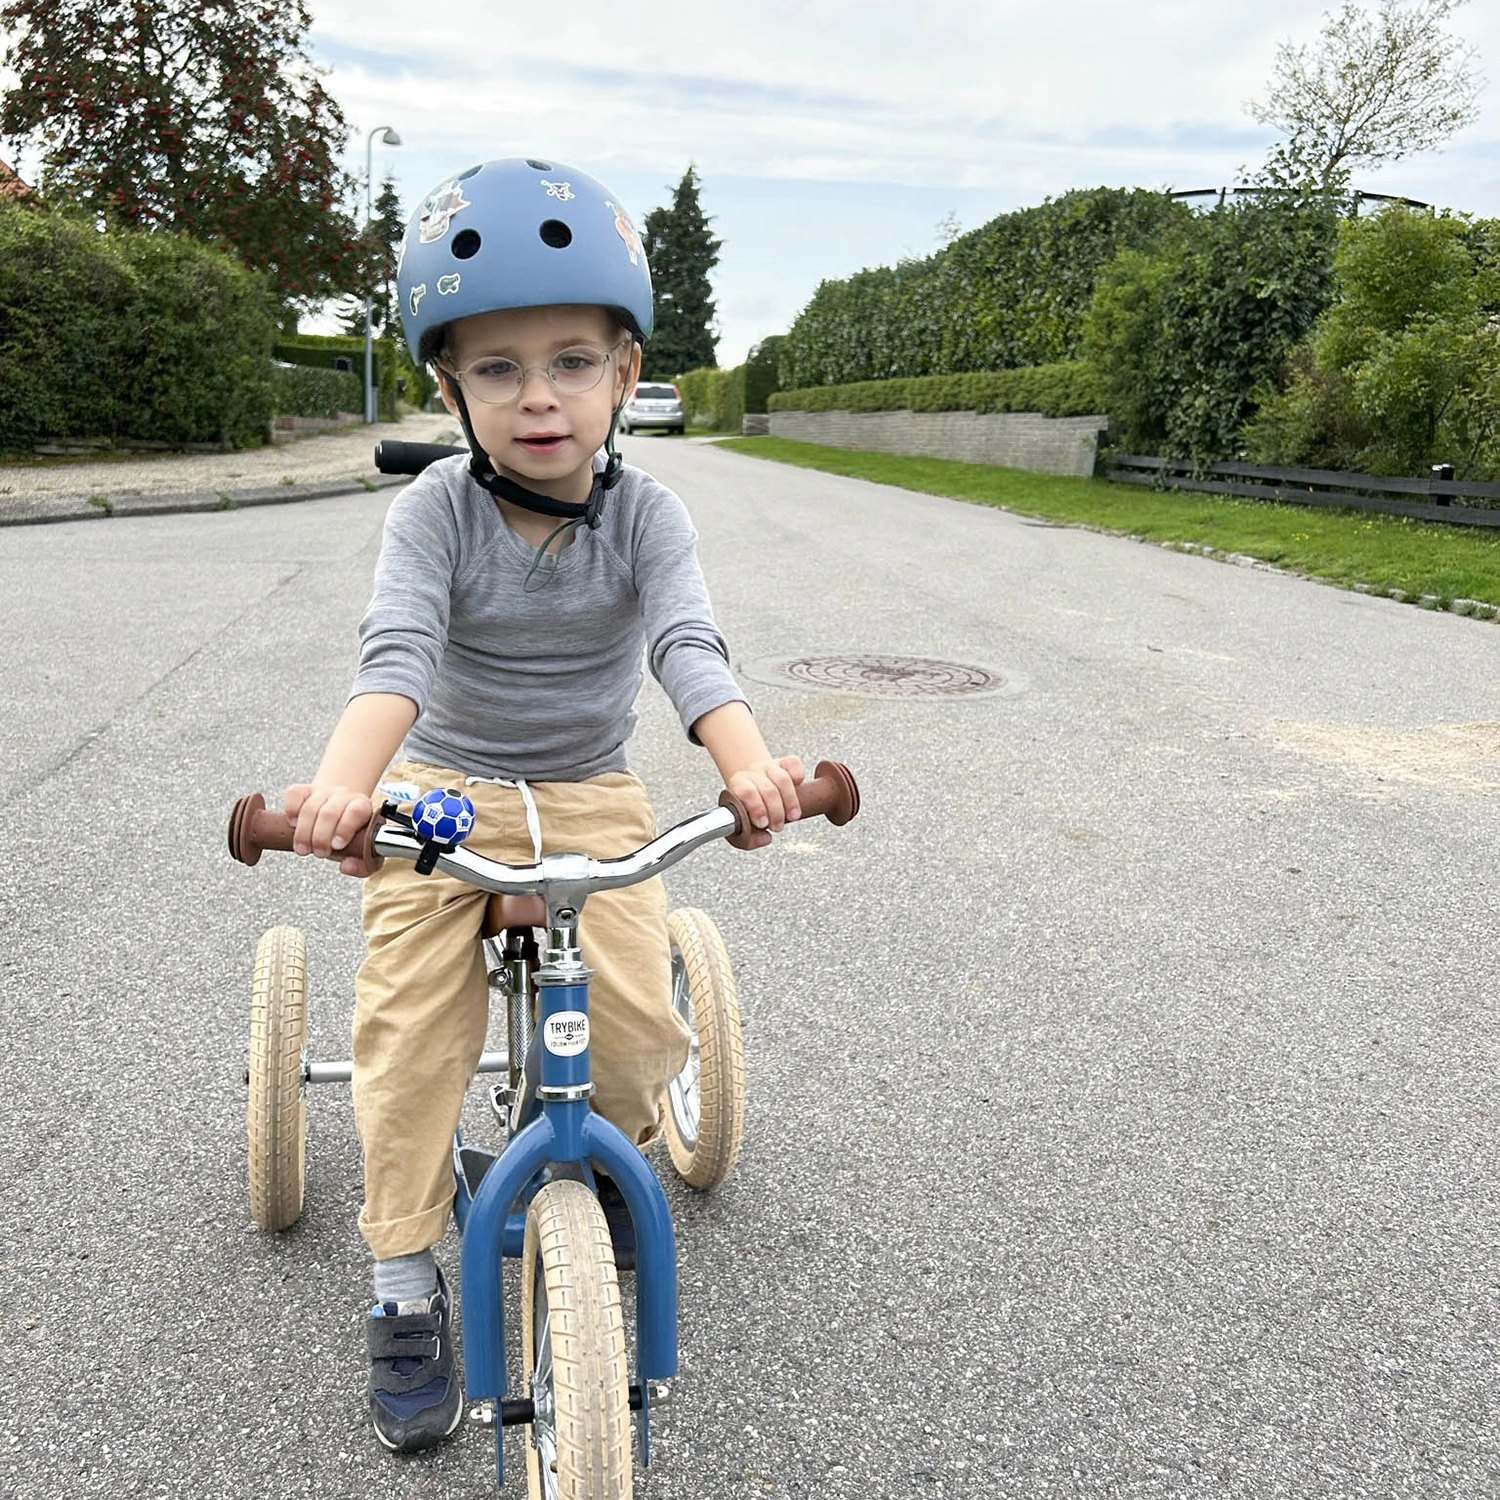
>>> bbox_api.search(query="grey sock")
[373,1249,438,1306]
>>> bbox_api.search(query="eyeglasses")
[443,340,627,405]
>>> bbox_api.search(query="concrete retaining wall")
[766,408,1108,478]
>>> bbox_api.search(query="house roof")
[0,158,36,202]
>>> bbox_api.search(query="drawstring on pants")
[463,775,544,863]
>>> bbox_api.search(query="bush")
[271,363,363,418]
[109,231,277,446]
[676,364,745,430]
[0,206,132,448]
[778,188,1188,389]
[768,361,1104,418]
[743,335,783,414]
[1245,206,1500,478]
[0,201,277,451]
[1083,190,1341,461]
[274,332,398,420]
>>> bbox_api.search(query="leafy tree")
[1245,205,1500,476]
[1248,0,1484,188]
[0,0,358,306]
[641,166,721,378]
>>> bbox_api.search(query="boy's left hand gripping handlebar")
[226,761,861,868]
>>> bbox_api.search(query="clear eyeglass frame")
[444,339,630,406]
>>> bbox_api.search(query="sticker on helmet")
[419,181,470,244]
[606,201,642,266]
[409,283,427,316]
[437,273,461,295]
[541,180,575,202]
[395,239,406,275]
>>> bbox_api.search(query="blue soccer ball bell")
[411,787,476,846]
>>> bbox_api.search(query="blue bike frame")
[450,929,678,1483]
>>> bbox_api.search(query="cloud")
[9,1,1497,363]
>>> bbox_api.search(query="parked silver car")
[618,381,684,435]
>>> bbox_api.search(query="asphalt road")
[2,434,1497,1499]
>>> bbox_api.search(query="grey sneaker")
[366,1267,463,1453]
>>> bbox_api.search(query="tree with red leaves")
[0,0,359,308]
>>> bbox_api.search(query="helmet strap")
[444,378,622,530]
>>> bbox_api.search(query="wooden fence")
[1102,455,1500,529]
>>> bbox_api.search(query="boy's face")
[437,304,641,504]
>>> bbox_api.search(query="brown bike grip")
[227,793,383,870]
[719,760,861,851]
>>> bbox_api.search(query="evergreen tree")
[641,166,721,377]
[0,0,358,306]
[338,175,406,336]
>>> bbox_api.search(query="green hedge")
[779,188,1188,389]
[769,362,1104,418]
[275,333,398,420]
[676,364,745,431]
[0,202,276,451]
[271,363,363,418]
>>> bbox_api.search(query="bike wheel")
[247,924,307,1232]
[522,1180,632,1500]
[663,908,744,1189]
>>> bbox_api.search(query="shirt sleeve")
[631,483,748,741]
[348,475,462,711]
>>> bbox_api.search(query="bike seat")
[482,893,547,938]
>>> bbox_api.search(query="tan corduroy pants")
[353,760,691,1260]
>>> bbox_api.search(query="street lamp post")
[364,125,402,424]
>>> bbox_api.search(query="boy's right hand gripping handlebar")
[226,760,860,867]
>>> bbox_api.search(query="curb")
[0,471,410,528]
[1159,538,1500,623]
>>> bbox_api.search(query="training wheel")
[247,924,308,1232]
[663,908,745,1189]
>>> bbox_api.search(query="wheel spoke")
[531,1263,558,1498]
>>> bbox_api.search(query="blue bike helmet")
[397,157,655,521]
[398,157,654,363]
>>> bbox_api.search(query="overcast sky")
[12,2,1500,364]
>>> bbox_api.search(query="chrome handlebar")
[371,802,741,912]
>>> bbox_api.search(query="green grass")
[717,437,1500,613]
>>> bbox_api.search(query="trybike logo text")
[543,1011,590,1057]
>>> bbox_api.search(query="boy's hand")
[724,755,805,849]
[285,782,378,878]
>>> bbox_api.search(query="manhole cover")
[741,654,1024,699]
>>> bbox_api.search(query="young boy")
[285,157,802,1452]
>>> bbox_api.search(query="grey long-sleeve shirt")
[350,455,746,781]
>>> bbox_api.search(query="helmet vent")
[539,219,573,249]
[527,159,552,171]
[451,229,482,260]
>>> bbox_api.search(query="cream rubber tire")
[522,1180,632,1500]
[663,908,745,1189]
[247,924,307,1232]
